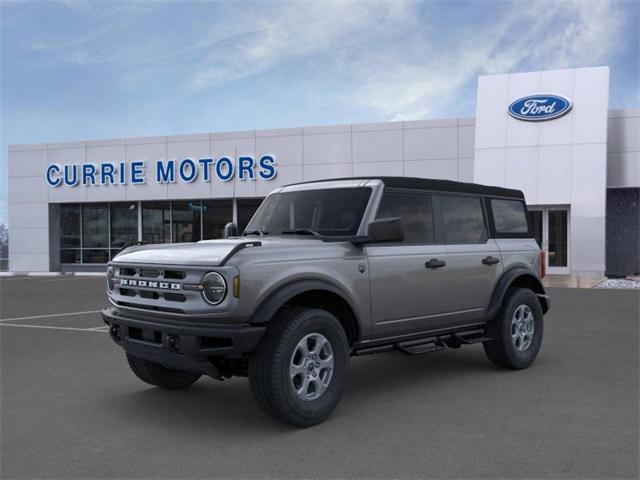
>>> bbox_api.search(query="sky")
[1,0,638,226]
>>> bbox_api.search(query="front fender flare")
[249,279,359,326]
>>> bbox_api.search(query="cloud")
[3,0,631,121]
[189,1,415,90]
[349,0,626,121]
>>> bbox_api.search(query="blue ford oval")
[508,94,572,121]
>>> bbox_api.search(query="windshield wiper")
[281,228,323,238]
[243,229,268,236]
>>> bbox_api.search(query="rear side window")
[491,199,529,234]
[376,190,434,243]
[437,195,487,244]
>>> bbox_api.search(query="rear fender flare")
[485,268,548,321]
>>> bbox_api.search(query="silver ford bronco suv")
[102,177,549,427]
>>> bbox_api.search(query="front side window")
[491,199,529,234]
[375,190,433,243]
[438,195,487,244]
[245,188,371,237]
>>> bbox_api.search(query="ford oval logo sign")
[508,94,572,121]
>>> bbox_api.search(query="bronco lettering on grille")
[120,278,181,290]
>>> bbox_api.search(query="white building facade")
[8,66,640,276]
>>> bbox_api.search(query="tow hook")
[109,325,121,343]
[167,334,181,353]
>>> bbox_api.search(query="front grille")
[140,269,160,278]
[112,265,203,313]
[140,290,160,300]
[165,270,186,280]
[164,292,186,302]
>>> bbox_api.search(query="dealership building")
[7,66,640,276]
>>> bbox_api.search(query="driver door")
[365,189,451,339]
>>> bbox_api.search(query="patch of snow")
[593,278,640,289]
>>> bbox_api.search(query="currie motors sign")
[508,94,572,121]
[45,155,277,187]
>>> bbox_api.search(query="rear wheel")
[483,288,544,369]
[126,353,201,389]
[249,307,349,427]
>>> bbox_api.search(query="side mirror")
[224,222,239,238]
[365,217,404,243]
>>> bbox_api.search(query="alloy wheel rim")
[289,333,334,401]
[511,304,535,351]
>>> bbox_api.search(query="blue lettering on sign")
[101,163,115,185]
[215,157,234,182]
[156,160,175,183]
[198,158,213,182]
[238,156,255,180]
[258,156,277,180]
[508,94,572,121]
[130,161,145,184]
[46,164,61,187]
[64,164,78,186]
[46,155,277,187]
[179,158,197,182]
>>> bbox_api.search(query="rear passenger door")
[365,189,451,339]
[433,194,502,325]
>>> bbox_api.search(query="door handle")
[425,258,447,269]
[482,256,500,266]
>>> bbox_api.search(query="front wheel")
[483,288,544,369]
[249,307,350,427]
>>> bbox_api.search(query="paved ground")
[1,277,638,479]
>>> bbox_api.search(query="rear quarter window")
[491,199,529,234]
[437,195,487,244]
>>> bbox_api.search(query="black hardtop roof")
[291,177,524,200]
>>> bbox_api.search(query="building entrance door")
[529,208,570,275]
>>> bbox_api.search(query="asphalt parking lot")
[1,277,638,479]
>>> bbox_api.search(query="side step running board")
[396,339,445,355]
[353,328,492,357]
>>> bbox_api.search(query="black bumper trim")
[102,307,265,376]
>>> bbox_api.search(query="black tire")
[126,353,201,389]
[483,288,544,369]
[249,307,350,427]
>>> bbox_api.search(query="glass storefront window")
[82,204,109,248]
[548,210,568,267]
[60,204,81,248]
[110,202,138,249]
[59,198,261,263]
[237,198,263,233]
[83,249,110,264]
[172,201,202,243]
[60,249,81,264]
[203,200,233,240]
[142,202,171,244]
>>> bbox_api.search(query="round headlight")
[201,272,227,305]
[106,266,116,291]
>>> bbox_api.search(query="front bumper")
[102,307,265,378]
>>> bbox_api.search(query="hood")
[113,239,253,266]
[112,236,323,266]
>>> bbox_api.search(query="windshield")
[244,187,372,237]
